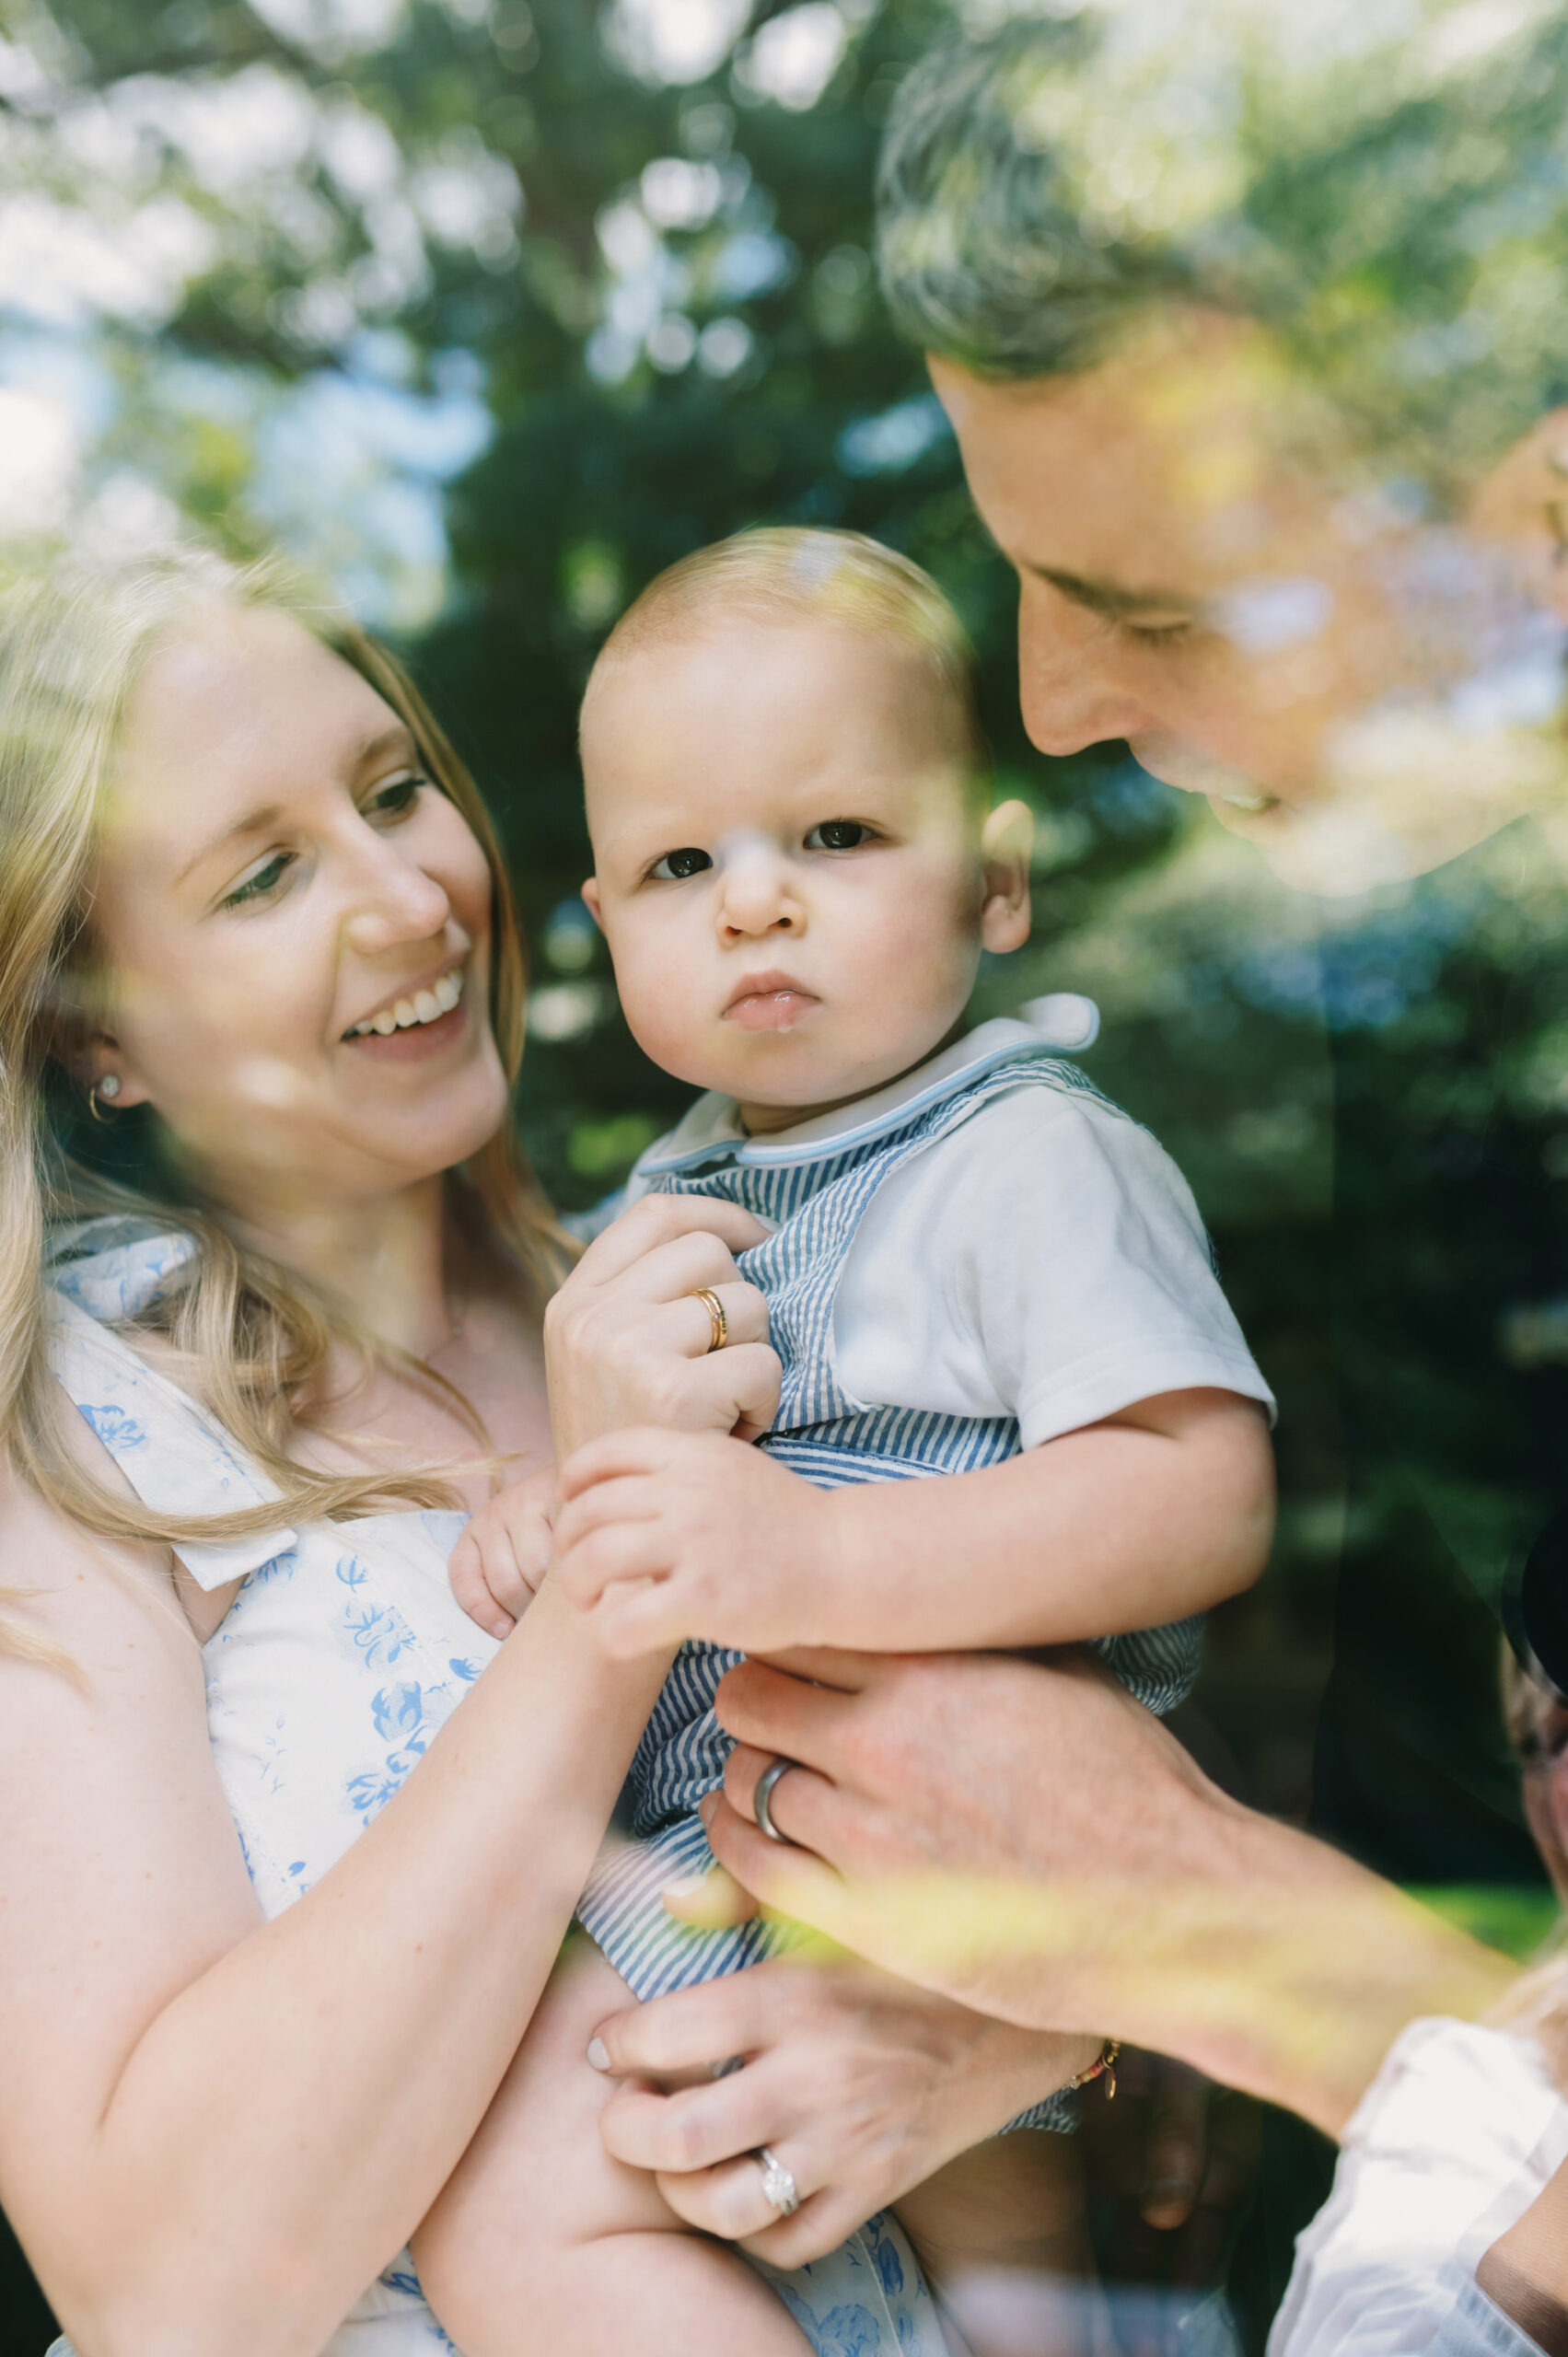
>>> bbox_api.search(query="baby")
[419,528,1277,2356]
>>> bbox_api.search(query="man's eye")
[366,772,427,818]
[1122,619,1194,649]
[649,847,714,880]
[221,852,292,909]
[805,820,871,851]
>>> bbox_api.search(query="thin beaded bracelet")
[1065,2037,1121,2099]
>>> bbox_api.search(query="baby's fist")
[448,1466,560,1640]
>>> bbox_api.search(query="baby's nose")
[714,833,799,934]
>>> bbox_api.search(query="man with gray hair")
[874,2,1568,1887]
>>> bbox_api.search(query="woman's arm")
[0,1435,668,2357]
[3,1194,776,2355]
[688,1649,1514,2139]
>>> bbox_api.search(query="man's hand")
[448,1469,560,1640]
[554,1428,840,1657]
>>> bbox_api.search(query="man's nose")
[1017,579,1158,758]
[716,838,802,939]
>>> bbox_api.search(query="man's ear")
[1469,405,1568,617]
[580,877,604,932]
[979,798,1033,955]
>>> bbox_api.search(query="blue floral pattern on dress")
[78,1402,148,1451]
[43,1218,946,2357]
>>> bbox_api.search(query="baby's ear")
[580,877,605,932]
[979,798,1033,954]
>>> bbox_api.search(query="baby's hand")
[552,1427,837,1657]
[448,1467,560,1641]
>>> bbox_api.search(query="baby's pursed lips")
[723,967,813,1014]
[722,970,821,1032]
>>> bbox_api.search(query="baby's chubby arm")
[552,1387,1274,1659]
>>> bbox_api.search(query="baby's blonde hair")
[0,540,569,1663]
[583,527,987,784]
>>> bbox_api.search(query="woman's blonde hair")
[1,540,569,1655]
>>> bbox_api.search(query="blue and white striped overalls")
[575,1043,1203,2127]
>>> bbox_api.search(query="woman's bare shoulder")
[0,1376,190,1662]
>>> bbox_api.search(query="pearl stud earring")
[97,1073,122,1100]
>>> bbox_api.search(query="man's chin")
[1127,738,1282,817]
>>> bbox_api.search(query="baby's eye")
[805,820,872,852]
[649,847,714,880]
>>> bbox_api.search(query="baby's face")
[581,621,1029,1132]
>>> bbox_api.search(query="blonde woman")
[0,547,1093,2357]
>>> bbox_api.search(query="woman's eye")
[649,847,714,880]
[220,852,293,910]
[366,772,427,819]
[805,820,871,852]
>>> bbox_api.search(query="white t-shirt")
[1271,2016,1568,2357]
[625,1017,1274,1446]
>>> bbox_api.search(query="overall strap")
[660,1051,1106,1431]
[46,1291,298,1590]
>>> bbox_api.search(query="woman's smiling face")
[87,601,510,1216]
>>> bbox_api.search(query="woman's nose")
[1018,581,1158,757]
[342,830,453,958]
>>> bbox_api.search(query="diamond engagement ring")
[752,1755,798,1844]
[690,1285,728,1353]
[757,2145,800,2217]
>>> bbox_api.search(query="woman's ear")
[978,798,1033,955]
[580,877,604,933]
[80,1028,152,1111]
[42,978,152,1113]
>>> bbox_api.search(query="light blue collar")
[637,1007,1098,1178]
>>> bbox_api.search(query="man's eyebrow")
[176,726,417,887]
[1025,562,1198,621]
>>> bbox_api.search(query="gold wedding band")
[691,1285,727,1353]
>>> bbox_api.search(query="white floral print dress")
[41,1217,941,2357]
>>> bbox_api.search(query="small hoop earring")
[87,1074,122,1124]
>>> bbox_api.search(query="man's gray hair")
[876,17,1192,380]
[875,4,1568,482]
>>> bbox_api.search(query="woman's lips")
[723,986,821,1033]
[341,999,468,1061]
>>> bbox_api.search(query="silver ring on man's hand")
[690,1285,727,1353]
[756,2145,800,2217]
[752,1755,799,1845]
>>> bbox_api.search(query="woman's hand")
[584,1955,1099,2267]
[544,1195,781,1459]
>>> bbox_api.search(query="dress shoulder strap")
[46,1291,298,1591]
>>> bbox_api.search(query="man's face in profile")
[932,307,1568,894]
